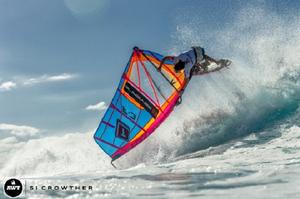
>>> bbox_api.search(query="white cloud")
[23,73,76,86]
[47,73,75,81]
[86,101,107,111]
[0,73,76,92]
[0,123,40,137]
[0,81,17,91]
[0,136,18,144]
[64,0,109,15]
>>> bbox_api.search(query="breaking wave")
[1,5,300,176]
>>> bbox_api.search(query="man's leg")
[204,54,231,67]
[192,53,225,76]
[203,54,219,64]
[191,63,208,76]
[197,55,213,72]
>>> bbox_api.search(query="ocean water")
[1,5,300,199]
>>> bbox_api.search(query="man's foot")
[218,59,231,67]
[200,61,210,72]
[201,64,208,72]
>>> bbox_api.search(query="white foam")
[1,5,300,177]
[0,132,111,178]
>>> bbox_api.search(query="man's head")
[174,60,185,73]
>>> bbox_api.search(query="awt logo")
[3,178,23,198]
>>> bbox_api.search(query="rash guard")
[174,47,204,77]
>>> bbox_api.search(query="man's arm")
[178,70,191,97]
[203,54,219,64]
[158,56,175,71]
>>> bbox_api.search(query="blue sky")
[0,0,299,139]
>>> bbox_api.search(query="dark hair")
[174,60,185,72]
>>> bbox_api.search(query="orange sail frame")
[94,47,186,161]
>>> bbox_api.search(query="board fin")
[111,160,117,169]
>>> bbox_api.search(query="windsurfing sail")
[94,47,187,161]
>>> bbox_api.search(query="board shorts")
[192,46,205,65]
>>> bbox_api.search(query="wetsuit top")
[174,49,196,77]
